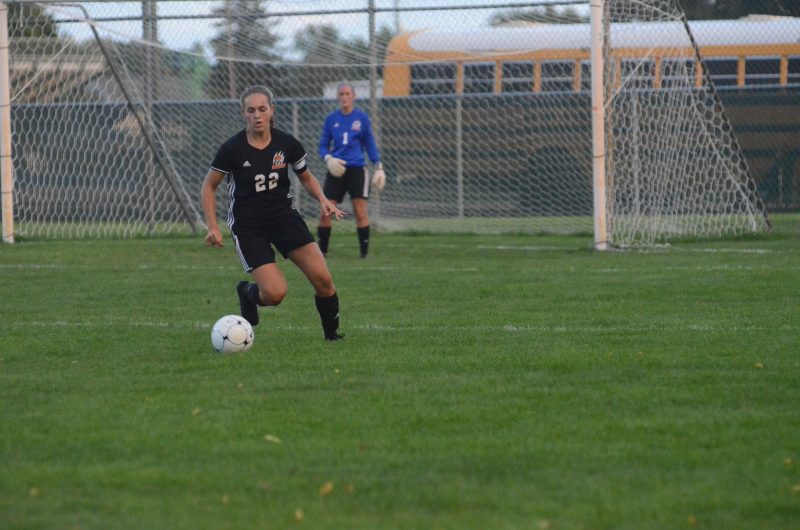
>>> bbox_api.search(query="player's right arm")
[319,114,333,159]
[201,168,226,247]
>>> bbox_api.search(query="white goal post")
[1,2,13,243]
[590,0,769,247]
[590,0,608,250]
[0,0,772,246]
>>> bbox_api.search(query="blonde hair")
[240,85,275,128]
[337,82,355,96]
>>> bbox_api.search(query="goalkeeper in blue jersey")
[318,82,386,258]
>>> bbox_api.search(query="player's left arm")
[362,114,386,190]
[290,136,345,218]
[296,169,346,220]
[362,113,381,165]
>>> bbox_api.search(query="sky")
[42,0,576,57]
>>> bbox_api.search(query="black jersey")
[210,128,308,234]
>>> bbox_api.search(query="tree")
[207,0,282,99]
[290,24,396,98]
[8,3,59,39]
[681,0,800,19]
[490,5,588,26]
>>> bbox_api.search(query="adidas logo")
[243,160,251,167]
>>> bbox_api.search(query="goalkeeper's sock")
[357,225,370,258]
[317,226,332,255]
[314,292,340,340]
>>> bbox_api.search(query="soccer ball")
[211,315,254,353]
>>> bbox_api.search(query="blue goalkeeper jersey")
[319,107,380,168]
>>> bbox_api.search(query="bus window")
[704,57,738,87]
[541,60,573,92]
[502,61,534,93]
[745,56,780,86]
[621,59,655,89]
[661,58,695,88]
[790,56,800,85]
[410,63,457,95]
[464,62,495,94]
[579,61,591,92]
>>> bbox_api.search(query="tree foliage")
[289,24,394,98]
[7,3,59,38]
[490,6,588,26]
[206,0,283,99]
[681,0,800,19]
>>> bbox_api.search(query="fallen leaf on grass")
[264,434,282,444]
[319,481,334,496]
[294,508,304,521]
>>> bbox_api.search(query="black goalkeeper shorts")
[324,166,369,202]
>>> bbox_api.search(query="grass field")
[1,229,799,529]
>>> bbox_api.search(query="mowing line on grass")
[7,320,797,333]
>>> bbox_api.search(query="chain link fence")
[2,1,798,240]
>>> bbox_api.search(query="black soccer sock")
[314,292,340,338]
[357,225,370,257]
[246,283,266,306]
[317,226,332,254]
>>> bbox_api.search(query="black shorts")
[324,166,369,202]
[232,210,315,272]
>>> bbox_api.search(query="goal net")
[2,0,770,244]
[599,0,769,246]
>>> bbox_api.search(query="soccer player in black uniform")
[318,82,386,258]
[201,85,346,341]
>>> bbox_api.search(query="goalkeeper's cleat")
[237,280,259,326]
[325,332,344,341]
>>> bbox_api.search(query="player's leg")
[318,174,344,256]
[237,264,287,327]
[274,212,342,341]
[352,197,370,258]
[233,233,286,326]
[288,243,342,341]
[347,167,370,258]
[249,264,288,305]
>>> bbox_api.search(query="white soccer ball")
[211,315,254,353]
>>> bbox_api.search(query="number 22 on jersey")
[254,173,278,192]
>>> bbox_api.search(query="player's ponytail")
[240,85,276,128]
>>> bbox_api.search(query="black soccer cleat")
[236,280,259,326]
[325,332,344,341]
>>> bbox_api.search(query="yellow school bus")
[378,18,800,213]
[384,18,800,96]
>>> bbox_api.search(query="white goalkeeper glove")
[371,162,386,191]
[324,154,346,177]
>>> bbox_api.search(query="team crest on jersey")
[272,151,287,170]
[351,120,362,132]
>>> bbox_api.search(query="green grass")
[1,231,799,529]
